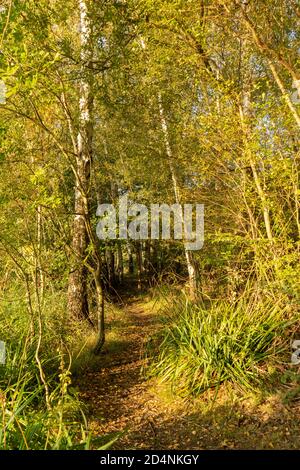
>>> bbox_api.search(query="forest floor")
[77,292,300,450]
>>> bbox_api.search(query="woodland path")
[78,296,200,449]
[78,295,300,450]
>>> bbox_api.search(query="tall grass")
[146,294,296,396]
[0,283,116,450]
[0,338,93,450]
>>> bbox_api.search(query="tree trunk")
[136,241,143,290]
[144,240,151,283]
[127,242,134,274]
[117,242,124,284]
[158,94,199,299]
[140,38,199,297]
[105,247,115,289]
[239,88,273,242]
[68,0,93,321]
[93,265,105,354]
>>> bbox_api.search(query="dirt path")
[78,298,300,450]
[79,300,166,449]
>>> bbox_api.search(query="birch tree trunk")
[158,94,199,299]
[238,48,273,243]
[140,38,199,298]
[68,0,93,321]
[239,104,273,242]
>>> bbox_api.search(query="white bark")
[68,0,93,321]
[158,94,198,298]
[239,94,273,242]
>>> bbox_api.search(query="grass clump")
[147,294,296,396]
